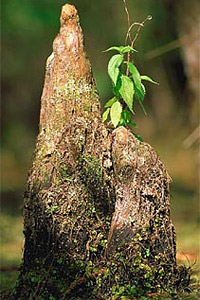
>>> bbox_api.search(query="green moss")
[79,154,101,180]
[58,164,73,182]
[13,245,192,300]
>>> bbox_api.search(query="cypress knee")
[14,4,189,300]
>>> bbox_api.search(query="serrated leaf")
[102,108,110,122]
[108,54,123,85]
[119,75,134,113]
[110,101,122,127]
[126,62,141,90]
[141,75,159,85]
[104,97,117,108]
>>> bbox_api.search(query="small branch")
[144,35,199,59]
[125,22,142,46]
[183,125,200,149]
[124,15,152,75]
[122,0,132,75]
[122,0,152,77]
[131,15,152,48]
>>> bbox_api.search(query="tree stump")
[14,4,189,300]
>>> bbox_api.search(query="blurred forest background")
[1,0,199,293]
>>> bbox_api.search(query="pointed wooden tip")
[60,4,78,26]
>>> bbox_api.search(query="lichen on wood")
[13,4,189,300]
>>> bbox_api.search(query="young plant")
[102,0,158,140]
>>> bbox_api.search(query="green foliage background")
[1,0,199,293]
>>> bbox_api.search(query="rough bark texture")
[14,5,189,300]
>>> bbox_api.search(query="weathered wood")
[14,4,189,300]
[22,3,111,265]
[107,127,176,260]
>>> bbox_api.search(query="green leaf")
[118,286,125,294]
[121,110,137,127]
[121,109,132,125]
[119,118,125,126]
[134,84,147,115]
[108,54,123,85]
[126,62,141,90]
[113,75,122,97]
[120,46,138,54]
[132,133,143,142]
[104,97,117,108]
[119,75,134,113]
[141,83,146,94]
[129,121,137,127]
[104,45,137,54]
[141,75,159,85]
[104,46,123,53]
[127,63,147,116]
[31,276,39,283]
[110,101,122,127]
[102,108,110,122]
[134,85,145,102]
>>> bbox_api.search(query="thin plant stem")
[122,0,131,75]
[122,0,131,44]
[131,15,152,47]
[125,22,143,46]
[122,0,152,75]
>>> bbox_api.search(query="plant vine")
[102,0,158,141]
